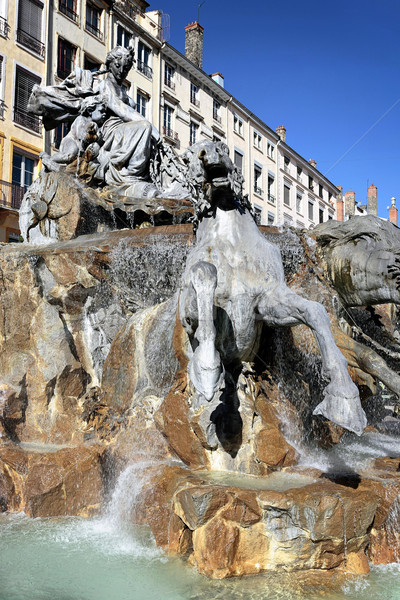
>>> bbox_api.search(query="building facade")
[0,0,339,241]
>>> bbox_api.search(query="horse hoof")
[313,393,367,436]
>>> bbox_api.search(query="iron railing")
[137,60,152,79]
[0,100,5,119]
[59,0,79,22]
[16,29,45,57]
[0,181,25,210]
[85,21,103,40]
[14,108,41,134]
[254,186,263,196]
[162,126,178,142]
[268,194,275,204]
[0,16,10,37]
[190,95,200,108]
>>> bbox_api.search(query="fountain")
[0,44,400,598]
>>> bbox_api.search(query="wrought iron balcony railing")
[268,194,275,204]
[14,108,41,134]
[165,78,175,91]
[190,95,200,108]
[137,60,152,79]
[0,180,25,210]
[59,1,79,22]
[0,100,5,119]
[0,15,10,37]
[16,29,45,57]
[162,126,178,142]
[85,21,103,40]
[254,186,263,196]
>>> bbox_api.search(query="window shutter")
[15,67,41,114]
[18,0,43,41]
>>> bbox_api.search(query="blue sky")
[155,0,400,217]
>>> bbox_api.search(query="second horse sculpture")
[179,140,367,442]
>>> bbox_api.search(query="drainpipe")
[44,0,53,154]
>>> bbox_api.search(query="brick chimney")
[344,190,356,218]
[368,183,378,216]
[185,22,204,68]
[336,186,344,221]
[308,159,317,168]
[389,197,398,226]
[276,125,286,142]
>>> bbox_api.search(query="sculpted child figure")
[40,96,107,172]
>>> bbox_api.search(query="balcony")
[0,181,25,210]
[162,126,178,143]
[16,29,45,58]
[268,194,275,204]
[14,108,41,134]
[254,186,263,196]
[85,21,103,40]
[0,100,5,119]
[0,16,10,38]
[165,78,175,91]
[190,96,200,108]
[213,111,221,124]
[59,1,79,23]
[137,60,152,79]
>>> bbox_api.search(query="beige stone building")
[0,0,47,242]
[0,0,338,240]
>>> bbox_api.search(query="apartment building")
[0,0,47,242]
[0,0,338,240]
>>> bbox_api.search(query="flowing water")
[1,512,400,600]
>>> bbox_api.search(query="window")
[319,207,324,223]
[163,105,176,140]
[190,82,199,107]
[267,143,274,159]
[0,8,10,38]
[136,91,147,118]
[328,192,332,203]
[284,184,290,206]
[254,165,262,195]
[8,231,22,243]
[253,130,262,150]
[54,121,70,149]
[0,56,4,118]
[164,63,175,90]
[213,99,221,123]
[12,150,37,207]
[319,184,323,199]
[296,221,304,229]
[284,156,290,173]
[267,175,275,203]
[234,150,243,173]
[254,206,262,225]
[59,0,78,23]
[308,200,314,220]
[233,114,243,136]
[308,176,314,191]
[190,121,198,145]
[213,134,221,143]
[86,3,102,39]
[57,38,76,79]
[117,24,131,48]
[137,42,152,79]
[296,193,302,213]
[84,54,101,73]
[284,214,293,226]
[297,166,302,181]
[268,212,275,226]
[17,0,45,57]
[14,67,41,133]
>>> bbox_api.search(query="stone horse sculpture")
[178,141,367,439]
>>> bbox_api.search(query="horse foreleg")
[258,285,367,435]
[184,261,223,401]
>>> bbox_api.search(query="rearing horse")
[179,141,367,439]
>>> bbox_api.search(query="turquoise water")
[1,513,399,600]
